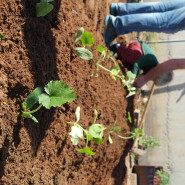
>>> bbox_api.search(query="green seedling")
[116,128,144,140]
[93,46,138,98]
[138,135,160,150]
[21,80,76,123]
[68,107,106,155]
[0,33,4,41]
[108,122,121,144]
[155,169,170,185]
[36,0,54,17]
[73,27,94,60]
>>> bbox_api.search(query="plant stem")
[116,134,133,139]
[97,64,112,73]
[25,104,43,114]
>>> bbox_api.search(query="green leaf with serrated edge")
[73,27,84,45]
[21,112,39,123]
[108,135,113,144]
[39,81,76,109]
[75,47,93,60]
[80,31,94,46]
[23,87,43,110]
[77,147,95,155]
[93,138,103,144]
[96,45,107,53]
[36,2,54,17]
[89,124,106,138]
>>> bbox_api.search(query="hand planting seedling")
[73,27,94,60]
[36,0,54,17]
[94,45,138,98]
[21,80,76,123]
[68,107,106,155]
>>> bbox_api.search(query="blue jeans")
[112,0,185,34]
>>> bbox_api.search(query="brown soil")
[0,0,139,184]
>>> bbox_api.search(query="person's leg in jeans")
[113,6,185,34]
[110,0,185,16]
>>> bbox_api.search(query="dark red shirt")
[117,41,143,70]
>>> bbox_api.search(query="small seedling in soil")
[73,27,94,60]
[154,169,170,185]
[36,0,54,17]
[108,122,121,144]
[68,107,106,155]
[0,33,4,41]
[93,46,138,98]
[116,128,144,140]
[138,135,160,150]
[21,80,76,123]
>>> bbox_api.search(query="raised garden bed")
[0,0,144,184]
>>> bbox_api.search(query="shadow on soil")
[12,0,62,156]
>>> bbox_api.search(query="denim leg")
[116,0,185,15]
[113,7,185,34]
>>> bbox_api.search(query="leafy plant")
[68,107,106,155]
[21,80,76,123]
[138,135,160,150]
[73,27,94,60]
[0,33,4,41]
[155,169,170,185]
[93,46,138,97]
[36,0,54,17]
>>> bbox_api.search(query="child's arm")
[134,59,185,88]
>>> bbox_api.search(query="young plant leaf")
[77,147,95,155]
[69,125,84,139]
[22,87,43,110]
[134,128,144,137]
[96,45,107,53]
[89,124,106,138]
[127,71,136,81]
[93,138,103,144]
[80,31,94,46]
[75,47,93,60]
[110,66,120,80]
[39,81,76,109]
[114,126,121,132]
[73,27,84,45]
[36,1,54,17]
